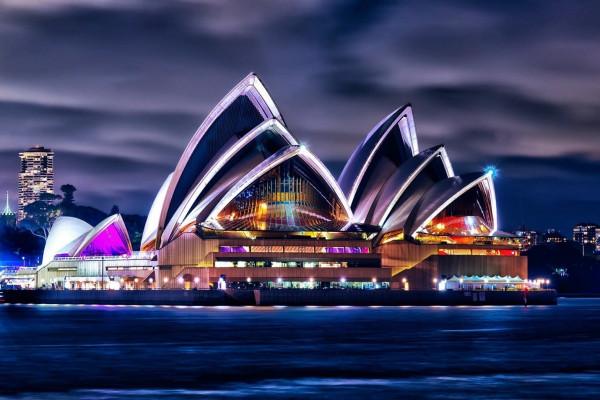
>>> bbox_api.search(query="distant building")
[0,191,16,227]
[573,223,599,256]
[513,228,540,250]
[18,146,54,221]
[543,229,567,244]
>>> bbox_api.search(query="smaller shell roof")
[42,215,132,265]
[72,214,132,257]
[42,216,93,265]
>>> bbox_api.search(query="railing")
[53,252,156,262]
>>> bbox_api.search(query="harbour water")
[1,298,599,399]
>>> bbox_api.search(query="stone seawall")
[1,289,557,306]
[1,289,230,306]
[255,289,556,306]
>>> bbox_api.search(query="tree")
[21,192,62,241]
[60,184,77,207]
[109,204,120,215]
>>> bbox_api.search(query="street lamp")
[433,277,438,290]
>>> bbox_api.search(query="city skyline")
[0,1,599,234]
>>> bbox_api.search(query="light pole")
[401,277,409,291]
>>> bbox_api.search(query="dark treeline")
[528,241,600,293]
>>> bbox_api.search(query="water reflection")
[0,299,599,399]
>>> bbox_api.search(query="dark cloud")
[0,0,598,234]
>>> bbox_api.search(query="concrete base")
[1,289,557,306]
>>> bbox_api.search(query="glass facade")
[216,158,349,231]
[214,258,378,268]
[414,233,521,246]
[438,248,519,256]
[218,245,370,254]
[223,279,390,290]
[418,179,495,237]
[423,215,492,236]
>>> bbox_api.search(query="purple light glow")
[219,246,250,253]
[79,222,132,257]
[323,247,369,254]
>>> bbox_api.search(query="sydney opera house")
[36,73,526,290]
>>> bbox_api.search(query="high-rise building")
[573,223,599,256]
[18,146,54,221]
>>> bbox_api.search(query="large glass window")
[219,246,250,253]
[215,157,349,231]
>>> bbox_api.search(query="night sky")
[0,0,599,234]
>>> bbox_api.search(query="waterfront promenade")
[1,288,557,306]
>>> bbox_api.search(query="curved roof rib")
[204,145,353,230]
[404,171,498,238]
[338,104,419,207]
[369,145,453,227]
[157,73,285,248]
[141,173,173,251]
[160,119,298,244]
[73,214,133,257]
[42,217,93,265]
